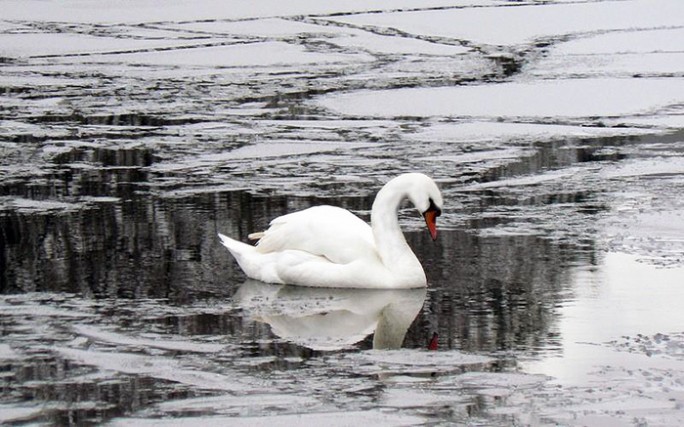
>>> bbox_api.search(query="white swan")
[218,173,443,289]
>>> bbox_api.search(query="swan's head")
[402,173,443,241]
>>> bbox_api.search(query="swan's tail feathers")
[218,233,281,284]
[218,233,254,258]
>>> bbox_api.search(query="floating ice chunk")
[606,115,684,129]
[56,347,258,392]
[0,404,44,424]
[463,168,581,189]
[34,40,369,68]
[348,349,494,375]
[331,0,684,46]
[318,78,684,119]
[330,30,470,56]
[0,0,474,23]
[444,371,548,389]
[0,197,85,214]
[78,196,121,203]
[416,148,530,165]
[529,52,684,78]
[172,17,334,37]
[0,33,205,58]
[0,303,95,318]
[182,18,470,56]
[601,156,684,179]
[553,28,684,55]
[406,121,657,144]
[72,324,227,353]
[153,393,319,413]
[0,344,19,360]
[108,409,426,427]
[381,388,465,409]
[199,140,372,161]
[49,41,373,67]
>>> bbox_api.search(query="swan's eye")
[427,198,441,217]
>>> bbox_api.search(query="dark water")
[2,115,682,426]
[0,179,597,424]
[2,129,681,426]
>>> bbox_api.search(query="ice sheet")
[56,347,258,392]
[405,121,658,144]
[207,140,372,160]
[529,52,684,78]
[45,41,374,67]
[330,0,684,46]
[553,28,684,55]
[318,78,684,119]
[72,324,227,353]
[0,0,480,23]
[0,344,19,360]
[108,410,426,427]
[0,33,205,58]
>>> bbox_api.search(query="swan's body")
[219,173,443,289]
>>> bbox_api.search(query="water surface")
[2,0,683,424]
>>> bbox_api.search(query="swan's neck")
[371,180,425,285]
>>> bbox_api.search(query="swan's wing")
[255,205,377,264]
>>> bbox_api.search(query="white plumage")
[218,173,443,289]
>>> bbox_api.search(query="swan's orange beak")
[423,209,439,241]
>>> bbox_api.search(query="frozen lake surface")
[1,0,683,425]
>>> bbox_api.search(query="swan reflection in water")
[234,280,427,351]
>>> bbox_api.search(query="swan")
[218,173,443,289]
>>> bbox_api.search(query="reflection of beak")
[423,209,438,241]
[428,332,439,350]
